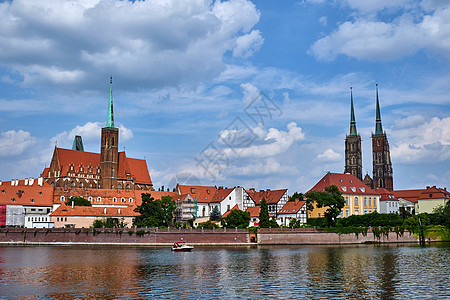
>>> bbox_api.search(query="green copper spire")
[349,87,357,136]
[375,84,383,135]
[106,76,115,128]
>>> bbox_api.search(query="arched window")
[112,136,115,146]
[113,197,117,202]
[379,179,383,188]
[364,197,367,206]
[88,197,93,202]
[60,196,65,202]
[354,197,359,207]
[97,197,101,202]
[378,169,383,177]
[121,197,126,203]
[117,184,122,190]
[129,198,133,203]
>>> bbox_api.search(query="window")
[79,182,83,188]
[65,217,67,221]
[121,197,126,203]
[364,197,367,206]
[117,184,122,190]
[374,199,377,207]
[377,140,381,146]
[60,196,65,202]
[318,213,321,218]
[355,210,359,215]
[345,197,349,206]
[369,197,372,206]
[71,181,75,187]
[97,197,101,202]
[88,196,93,202]
[364,210,367,214]
[31,199,34,203]
[129,198,133,203]
[113,197,117,202]
[227,205,230,211]
[354,197,359,206]
[57,217,59,221]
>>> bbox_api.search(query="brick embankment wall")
[0,227,249,245]
[257,228,419,245]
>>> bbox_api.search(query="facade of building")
[344,87,363,181]
[0,178,54,228]
[246,188,288,216]
[307,173,381,219]
[371,85,393,191]
[376,188,399,214]
[277,199,307,226]
[394,186,449,214]
[42,77,153,191]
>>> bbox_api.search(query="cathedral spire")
[106,76,115,128]
[349,87,357,136]
[375,84,383,135]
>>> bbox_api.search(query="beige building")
[394,186,449,214]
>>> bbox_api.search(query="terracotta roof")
[177,185,218,203]
[211,188,234,203]
[222,204,239,218]
[417,186,450,200]
[307,173,379,195]
[51,203,139,217]
[245,188,287,205]
[278,199,306,214]
[246,206,261,218]
[375,188,399,202]
[46,148,152,185]
[393,189,423,203]
[0,178,53,207]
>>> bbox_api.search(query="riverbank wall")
[0,227,424,245]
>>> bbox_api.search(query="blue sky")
[1,0,449,193]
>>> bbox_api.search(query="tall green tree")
[289,192,304,202]
[259,198,270,228]
[66,196,92,207]
[133,194,176,228]
[224,209,250,228]
[93,217,127,228]
[305,185,345,227]
[210,206,222,221]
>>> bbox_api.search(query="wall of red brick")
[0,227,423,245]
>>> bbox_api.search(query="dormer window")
[359,187,365,193]
[88,196,93,202]
[341,187,347,192]
[60,196,65,202]
[129,198,133,203]
[350,187,356,192]
[113,197,117,202]
[121,197,126,203]
[97,197,101,202]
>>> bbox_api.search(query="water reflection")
[0,243,449,299]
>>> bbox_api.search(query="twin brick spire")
[344,85,393,191]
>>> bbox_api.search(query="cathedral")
[344,85,393,191]
[42,77,153,191]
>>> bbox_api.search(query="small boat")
[171,241,194,252]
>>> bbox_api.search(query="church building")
[42,77,153,191]
[344,87,363,181]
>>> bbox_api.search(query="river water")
[0,243,449,299]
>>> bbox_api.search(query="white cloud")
[240,82,261,105]
[0,130,37,157]
[391,117,450,163]
[223,122,305,158]
[342,0,412,13]
[317,148,342,162]
[319,16,327,26]
[0,0,261,90]
[310,3,450,61]
[233,29,264,58]
[50,122,133,150]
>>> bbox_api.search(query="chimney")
[104,208,107,214]
[0,181,2,185]
[25,178,28,185]
[38,177,43,186]
[29,178,34,186]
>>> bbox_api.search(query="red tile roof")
[375,188,398,202]
[307,173,379,195]
[393,189,422,203]
[246,206,261,218]
[51,203,139,217]
[278,199,306,214]
[0,179,53,207]
[245,188,287,205]
[222,204,239,218]
[393,186,450,203]
[47,148,152,185]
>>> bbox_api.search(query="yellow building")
[394,186,449,214]
[307,172,381,219]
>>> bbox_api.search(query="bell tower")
[100,76,119,189]
[371,84,393,191]
[344,87,362,181]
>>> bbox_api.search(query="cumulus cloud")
[223,122,305,158]
[310,3,450,61]
[317,148,342,162]
[0,130,37,157]
[0,0,261,90]
[50,122,133,149]
[233,29,264,58]
[391,117,450,163]
[342,0,411,13]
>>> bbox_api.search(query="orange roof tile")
[307,173,379,196]
[246,206,260,217]
[278,199,306,214]
[375,188,399,202]
[417,186,450,200]
[245,188,287,205]
[178,185,217,203]
[222,204,239,218]
[51,203,139,217]
[393,189,423,203]
[0,179,53,207]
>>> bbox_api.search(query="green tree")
[224,209,250,228]
[289,192,304,202]
[305,185,345,227]
[66,196,92,207]
[197,220,220,229]
[93,217,127,228]
[210,206,222,221]
[259,198,270,228]
[133,194,176,228]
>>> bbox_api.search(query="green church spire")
[106,76,115,128]
[375,84,383,135]
[349,87,357,136]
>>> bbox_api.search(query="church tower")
[344,87,363,180]
[100,76,119,189]
[371,84,393,191]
